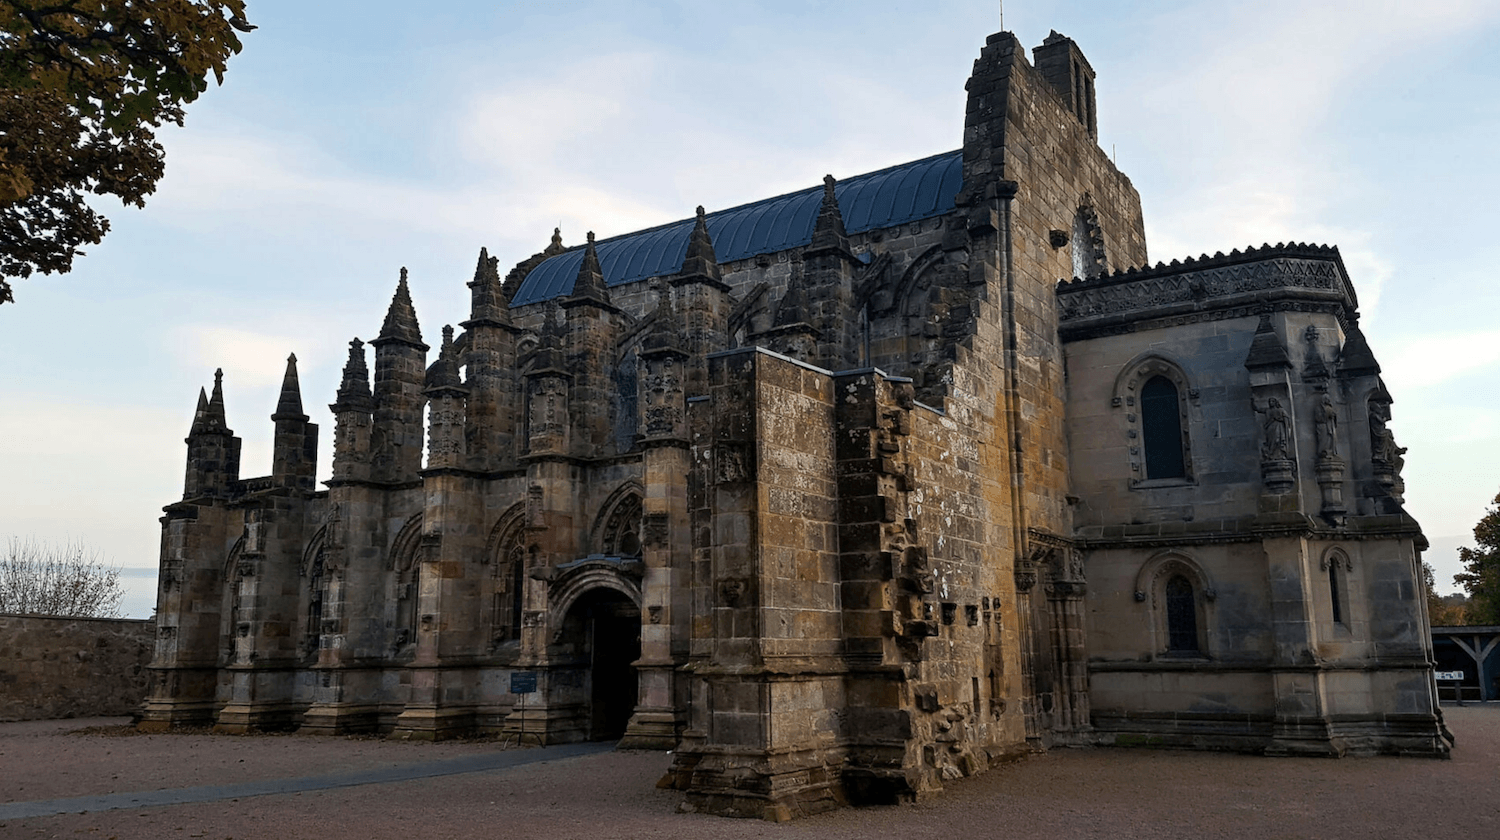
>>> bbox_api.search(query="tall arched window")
[1164,574,1198,654]
[496,540,525,643]
[484,506,529,652]
[303,546,326,662]
[1141,376,1185,479]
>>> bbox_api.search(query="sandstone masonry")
[142,27,1448,820]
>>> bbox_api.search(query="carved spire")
[206,368,230,431]
[425,325,465,391]
[679,205,721,282]
[377,267,426,348]
[188,387,211,435]
[531,303,568,373]
[569,231,611,303]
[774,260,813,328]
[1243,313,1291,370]
[1338,313,1380,377]
[272,354,307,421]
[808,174,849,253]
[643,282,685,354]
[332,338,373,413]
[467,246,508,323]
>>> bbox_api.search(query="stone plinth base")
[136,699,218,731]
[618,706,682,750]
[299,703,382,735]
[667,747,848,821]
[213,702,301,733]
[390,706,476,741]
[501,702,586,745]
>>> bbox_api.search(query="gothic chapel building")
[144,29,1449,819]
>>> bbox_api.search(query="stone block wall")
[0,613,155,721]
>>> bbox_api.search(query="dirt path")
[2,706,1496,839]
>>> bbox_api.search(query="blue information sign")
[510,671,538,694]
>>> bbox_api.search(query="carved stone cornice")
[1056,245,1355,341]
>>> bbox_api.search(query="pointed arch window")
[1141,376,1186,479]
[1164,574,1198,654]
[1115,356,1195,486]
[483,506,530,653]
[1136,552,1214,660]
[302,546,326,662]
[1321,547,1353,633]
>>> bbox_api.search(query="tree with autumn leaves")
[0,0,253,305]
[1453,490,1500,626]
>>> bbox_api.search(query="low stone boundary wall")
[0,613,155,721]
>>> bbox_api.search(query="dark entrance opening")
[566,588,641,741]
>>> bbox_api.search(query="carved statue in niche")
[1368,396,1408,500]
[1314,393,1339,459]
[642,356,683,437]
[715,444,747,484]
[525,484,544,528]
[528,377,567,445]
[1369,399,1400,466]
[1257,398,1291,462]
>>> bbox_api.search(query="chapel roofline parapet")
[1055,243,1359,339]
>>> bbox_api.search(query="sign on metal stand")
[505,671,538,748]
[1435,670,1466,706]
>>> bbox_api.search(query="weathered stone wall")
[1060,249,1443,755]
[0,613,155,721]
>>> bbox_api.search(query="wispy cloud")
[1381,330,1500,393]
[1123,0,1500,310]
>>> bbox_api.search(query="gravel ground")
[2,706,1496,839]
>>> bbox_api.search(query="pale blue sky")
[3,0,1498,617]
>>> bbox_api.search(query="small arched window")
[1141,376,1185,479]
[1322,547,1352,631]
[1164,574,1198,654]
[1329,565,1344,625]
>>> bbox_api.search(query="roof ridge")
[512,149,964,306]
[539,148,965,254]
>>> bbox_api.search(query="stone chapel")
[142,28,1450,820]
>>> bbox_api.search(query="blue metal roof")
[510,149,964,306]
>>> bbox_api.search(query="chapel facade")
[141,29,1450,820]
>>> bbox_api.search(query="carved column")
[1014,553,1042,748]
[1042,547,1089,738]
[621,321,692,749]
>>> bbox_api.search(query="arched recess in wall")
[547,566,644,638]
[728,282,772,348]
[890,244,969,399]
[1133,551,1216,659]
[387,512,424,657]
[1070,195,1107,279]
[593,482,645,558]
[217,535,246,667]
[895,245,946,345]
[1320,545,1354,628]
[298,526,329,664]
[1112,352,1196,485]
[483,502,529,651]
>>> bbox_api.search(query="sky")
[3,0,1498,618]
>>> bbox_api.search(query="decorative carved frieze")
[1057,247,1355,341]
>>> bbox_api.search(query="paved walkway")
[0,739,613,820]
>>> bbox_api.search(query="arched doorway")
[558,587,641,740]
